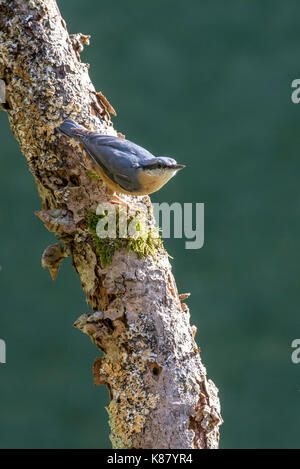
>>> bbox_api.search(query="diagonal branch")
[0,0,222,449]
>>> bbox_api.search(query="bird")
[58,119,185,204]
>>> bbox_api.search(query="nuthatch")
[59,119,185,199]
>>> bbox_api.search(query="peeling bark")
[0,0,222,449]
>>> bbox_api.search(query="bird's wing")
[83,134,154,160]
[81,134,153,192]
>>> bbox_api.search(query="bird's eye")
[157,163,162,169]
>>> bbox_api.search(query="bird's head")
[136,157,185,194]
[140,157,185,177]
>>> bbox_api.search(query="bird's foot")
[110,194,141,213]
[110,194,130,208]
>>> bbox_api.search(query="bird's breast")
[137,169,175,195]
[88,164,174,196]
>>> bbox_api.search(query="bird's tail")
[58,118,90,139]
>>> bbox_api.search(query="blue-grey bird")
[58,119,185,197]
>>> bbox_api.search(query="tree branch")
[0,0,222,449]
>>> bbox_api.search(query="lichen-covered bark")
[0,0,222,449]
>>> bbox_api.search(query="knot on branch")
[35,208,76,233]
[70,33,91,60]
[41,242,71,280]
[74,311,110,345]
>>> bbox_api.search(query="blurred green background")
[0,0,300,449]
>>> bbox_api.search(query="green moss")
[87,208,165,267]
[87,170,102,182]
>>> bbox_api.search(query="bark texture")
[0,0,222,449]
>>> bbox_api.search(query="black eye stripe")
[144,161,171,170]
[149,163,163,169]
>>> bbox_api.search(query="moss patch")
[87,170,102,182]
[87,208,165,267]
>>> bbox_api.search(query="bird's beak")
[174,164,185,170]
